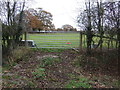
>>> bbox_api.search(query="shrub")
[74,55,99,70]
[3,47,31,66]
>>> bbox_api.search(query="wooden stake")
[80,31,83,51]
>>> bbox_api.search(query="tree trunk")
[86,1,92,55]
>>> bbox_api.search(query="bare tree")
[77,0,119,56]
[103,1,120,53]
[95,0,104,50]
[77,1,94,55]
[1,0,26,54]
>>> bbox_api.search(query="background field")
[26,32,117,49]
[27,33,80,48]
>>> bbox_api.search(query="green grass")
[65,73,92,88]
[32,56,61,79]
[27,33,80,48]
[40,56,61,67]
[65,77,92,88]
[25,33,117,49]
[32,67,45,79]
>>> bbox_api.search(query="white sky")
[30,0,119,29]
[30,0,85,29]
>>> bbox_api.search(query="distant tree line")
[56,24,77,31]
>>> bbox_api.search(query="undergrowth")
[3,47,32,68]
[31,48,65,53]
[40,57,60,67]
[32,67,45,79]
[65,77,92,88]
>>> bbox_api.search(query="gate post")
[24,24,28,47]
[25,31,28,47]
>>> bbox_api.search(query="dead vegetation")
[2,48,119,88]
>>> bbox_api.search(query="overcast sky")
[30,0,119,29]
[30,0,85,29]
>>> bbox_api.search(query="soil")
[2,49,119,88]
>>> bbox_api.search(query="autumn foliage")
[24,11,42,30]
[23,8,55,31]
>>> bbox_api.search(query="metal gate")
[28,31,80,49]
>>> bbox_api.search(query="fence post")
[80,31,83,51]
[24,25,28,47]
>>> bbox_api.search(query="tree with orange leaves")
[27,8,55,31]
[22,10,42,31]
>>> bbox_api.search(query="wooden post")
[80,31,83,51]
[24,25,28,47]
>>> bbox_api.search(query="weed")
[27,81,35,87]
[65,77,91,88]
[67,74,76,79]
[2,75,11,79]
[39,64,45,68]
[14,75,20,79]
[108,80,120,88]
[11,62,17,67]
[71,59,81,67]
[2,64,11,71]
[32,67,45,79]
[11,81,17,84]
[21,77,36,87]
[41,57,60,67]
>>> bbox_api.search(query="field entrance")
[28,31,80,49]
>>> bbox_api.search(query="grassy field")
[26,32,117,49]
[27,33,80,48]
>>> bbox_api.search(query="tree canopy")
[62,24,77,31]
[23,8,55,31]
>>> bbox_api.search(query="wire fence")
[27,31,118,50]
